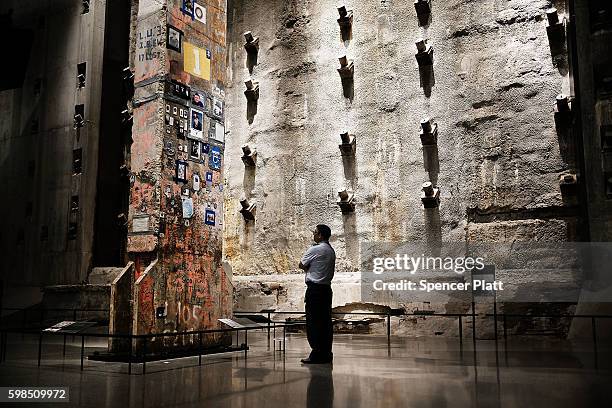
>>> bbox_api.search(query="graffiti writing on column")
[137,274,155,333]
[168,274,208,306]
[176,301,208,328]
[138,24,162,62]
[134,11,165,82]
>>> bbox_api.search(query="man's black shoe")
[300,357,333,364]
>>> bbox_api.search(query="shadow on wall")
[417,11,432,28]
[342,155,358,186]
[419,66,435,97]
[246,52,257,74]
[247,99,258,124]
[422,145,440,186]
[342,212,359,269]
[341,77,354,101]
[242,219,255,251]
[424,207,442,254]
[554,112,576,166]
[243,165,256,195]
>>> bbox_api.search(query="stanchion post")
[128,335,132,375]
[267,311,271,347]
[493,302,498,342]
[142,337,147,375]
[37,333,43,366]
[80,335,85,371]
[199,332,203,366]
[592,317,598,370]
[244,330,248,358]
[386,313,391,347]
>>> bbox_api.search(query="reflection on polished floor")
[0,331,610,407]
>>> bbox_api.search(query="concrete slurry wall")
[223,0,579,326]
[0,0,107,287]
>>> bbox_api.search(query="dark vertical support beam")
[592,317,598,370]
[472,302,477,366]
[1,332,6,363]
[566,0,591,241]
[37,333,43,366]
[387,313,391,356]
[503,314,508,366]
[198,332,202,366]
[142,338,147,375]
[128,336,132,375]
[21,311,26,339]
[493,302,498,342]
[244,330,248,358]
[80,335,85,371]
[459,316,463,361]
[0,281,3,328]
[72,310,77,342]
[267,311,271,348]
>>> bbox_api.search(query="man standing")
[299,224,336,364]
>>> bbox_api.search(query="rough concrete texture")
[126,0,232,348]
[223,0,579,334]
[109,263,134,351]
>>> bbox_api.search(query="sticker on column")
[192,91,205,108]
[209,145,222,171]
[175,160,188,183]
[193,174,201,191]
[184,42,210,81]
[210,120,225,143]
[201,142,209,155]
[189,108,204,140]
[205,171,213,184]
[189,139,200,159]
[181,0,194,18]
[194,1,206,24]
[167,25,183,52]
[212,97,223,119]
[205,209,215,226]
[182,197,194,219]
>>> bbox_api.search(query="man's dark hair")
[316,224,332,240]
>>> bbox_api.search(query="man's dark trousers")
[305,282,333,361]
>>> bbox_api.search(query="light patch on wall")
[184,42,211,81]
[135,13,164,82]
[210,121,225,143]
[182,197,194,219]
[209,145,222,170]
[132,215,150,233]
[205,209,215,225]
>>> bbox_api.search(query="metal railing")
[0,321,300,375]
[236,309,612,369]
[1,308,610,373]
[0,306,110,330]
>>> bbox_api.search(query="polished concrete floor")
[0,331,610,407]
